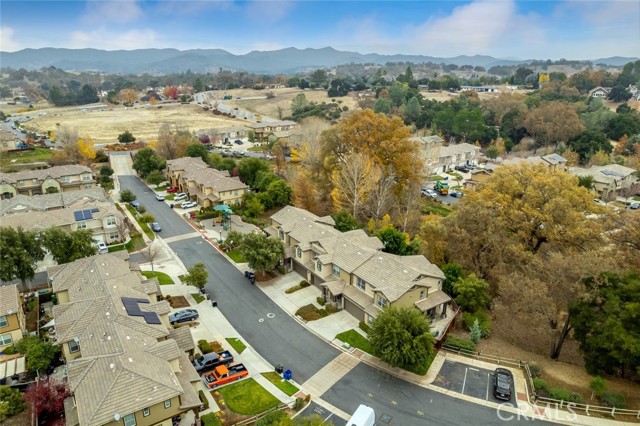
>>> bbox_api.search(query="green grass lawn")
[403,351,436,376]
[125,204,155,240]
[218,378,280,415]
[336,329,374,354]
[247,146,264,152]
[0,147,53,169]
[421,202,452,217]
[200,413,221,426]
[140,271,174,285]
[191,293,205,303]
[108,234,145,253]
[165,194,176,200]
[426,175,443,181]
[261,372,299,396]
[225,337,247,354]
[226,248,246,263]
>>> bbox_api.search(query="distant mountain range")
[0,47,637,74]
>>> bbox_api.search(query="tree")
[119,189,137,203]
[118,130,136,143]
[403,96,422,123]
[259,179,292,209]
[237,158,270,187]
[485,145,499,159]
[99,165,114,183]
[140,241,162,272]
[0,386,25,420]
[327,79,351,97]
[375,227,418,256]
[470,319,482,344]
[373,97,392,114]
[0,227,45,285]
[291,93,308,113]
[292,172,319,214]
[55,126,81,163]
[243,193,265,218]
[238,233,285,276]
[589,377,607,400]
[290,117,330,179]
[156,123,179,160]
[77,134,96,162]
[607,85,632,102]
[577,175,595,190]
[604,114,640,140]
[193,78,204,93]
[0,86,12,99]
[330,153,378,220]
[24,376,69,420]
[185,143,209,162]
[117,88,138,104]
[183,262,208,290]
[441,263,465,296]
[331,211,360,232]
[368,306,435,369]
[417,220,448,267]
[570,272,640,377]
[568,130,612,163]
[146,170,165,186]
[15,335,58,373]
[133,148,165,178]
[453,274,490,312]
[589,149,610,166]
[40,228,97,264]
[523,101,582,151]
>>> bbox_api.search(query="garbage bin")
[211,300,218,308]
[275,364,284,374]
[283,369,292,381]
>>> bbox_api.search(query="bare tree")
[156,123,178,160]
[56,126,81,163]
[365,171,396,223]
[291,117,331,179]
[330,153,378,220]
[395,180,423,234]
[141,240,163,272]
[115,217,131,243]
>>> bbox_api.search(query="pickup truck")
[203,364,248,388]
[193,350,234,374]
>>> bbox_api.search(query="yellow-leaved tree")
[330,152,379,220]
[77,134,96,162]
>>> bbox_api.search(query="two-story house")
[0,285,25,351]
[247,120,298,141]
[0,165,96,199]
[411,136,443,174]
[165,157,248,207]
[268,207,454,339]
[568,164,639,200]
[0,188,109,215]
[502,153,567,172]
[436,143,481,173]
[49,254,200,426]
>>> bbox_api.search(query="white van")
[347,404,375,426]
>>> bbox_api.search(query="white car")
[180,201,197,209]
[421,188,438,198]
[155,193,165,201]
[96,242,108,254]
[174,193,188,202]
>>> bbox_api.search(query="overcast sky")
[1,0,638,59]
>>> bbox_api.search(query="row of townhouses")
[411,136,481,174]
[0,165,96,198]
[0,285,25,351]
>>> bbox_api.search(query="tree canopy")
[0,227,45,284]
[40,227,97,264]
[133,147,166,178]
[183,262,208,290]
[238,233,285,275]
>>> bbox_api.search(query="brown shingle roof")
[0,284,20,317]
[0,165,93,184]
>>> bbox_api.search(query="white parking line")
[468,367,479,372]
[486,373,491,400]
[462,367,469,394]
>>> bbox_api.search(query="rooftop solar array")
[121,297,161,325]
[73,209,97,221]
[601,170,624,177]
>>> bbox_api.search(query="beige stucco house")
[0,165,96,199]
[0,285,25,351]
[568,164,639,200]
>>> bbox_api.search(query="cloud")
[244,0,294,23]
[0,27,22,52]
[82,0,143,24]
[69,28,159,50]
[155,0,236,16]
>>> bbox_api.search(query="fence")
[233,402,292,426]
[440,345,640,420]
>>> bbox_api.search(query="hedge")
[198,339,212,354]
[600,391,627,409]
[444,336,477,352]
[533,378,584,403]
[462,310,492,338]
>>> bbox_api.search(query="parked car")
[155,193,165,201]
[96,242,108,254]
[193,351,234,374]
[421,188,438,198]
[203,364,248,388]
[449,190,463,198]
[150,222,161,232]
[493,368,513,401]
[234,139,243,145]
[169,309,199,325]
[593,198,605,205]
[130,200,140,208]
[167,186,179,193]
[630,202,640,210]
[181,201,198,209]
[174,193,188,202]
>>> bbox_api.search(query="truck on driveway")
[203,364,248,388]
[193,351,234,374]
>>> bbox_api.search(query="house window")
[332,265,340,277]
[77,221,87,229]
[367,315,375,326]
[316,261,322,272]
[356,277,366,290]
[0,333,12,346]
[296,247,302,258]
[142,408,150,417]
[0,316,7,328]
[68,339,80,353]
[420,290,425,300]
[32,178,37,184]
[278,229,284,240]
[234,190,238,195]
[61,176,70,183]
[82,173,91,181]
[376,295,388,308]
[164,400,171,409]
[109,232,120,240]
[106,217,116,227]
[123,413,136,426]
[84,183,92,189]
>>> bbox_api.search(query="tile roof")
[0,201,122,231]
[271,206,335,232]
[414,290,452,311]
[0,165,93,184]
[541,154,566,165]
[169,326,195,353]
[439,143,480,158]
[168,157,247,193]
[0,284,20,317]
[0,188,108,215]
[166,157,209,172]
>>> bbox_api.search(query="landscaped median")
[225,337,247,354]
[125,204,155,240]
[261,372,299,396]
[140,270,174,285]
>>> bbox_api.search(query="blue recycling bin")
[283,369,292,381]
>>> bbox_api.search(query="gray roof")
[0,284,20,317]
[541,154,566,165]
[414,289,451,311]
[167,157,247,193]
[568,164,638,184]
[0,165,93,185]
[410,135,444,145]
[271,206,335,232]
[0,188,108,215]
[316,231,383,273]
[439,143,480,158]
[169,326,196,353]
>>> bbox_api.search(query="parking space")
[432,360,517,406]
[298,401,346,426]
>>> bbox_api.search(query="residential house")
[588,87,612,98]
[0,188,108,215]
[247,120,298,141]
[0,199,126,245]
[0,285,25,351]
[436,143,481,173]
[206,126,250,144]
[165,157,248,207]
[460,85,499,93]
[0,165,96,199]
[502,153,567,171]
[568,164,639,200]
[267,206,454,339]
[49,254,201,426]
[411,136,443,174]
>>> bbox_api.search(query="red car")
[167,186,179,193]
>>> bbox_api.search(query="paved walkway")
[301,352,360,398]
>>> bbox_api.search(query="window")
[0,316,7,328]
[376,295,388,308]
[278,229,284,240]
[316,260,322,272]
[77,221,87,230]
[142,408,150,417]
[332,265,340,277]
[296,247,302,258]
[61,176,70,183]
[0,333,12,346]
[234,190,238,195]
[367,315,375,326]
[106,217,116,227]
[109,232,120,240]
[356,277,366,290]
[164,400,171,409]
[68,339,80,353]
[420,290,425,300]
[123,413,136,426]
[84,184,92,189]
[82,173,91,181]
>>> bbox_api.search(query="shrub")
[136,205,146,214]
[300,280,310,288]
[600,391,627,409]
[197,211,218,220]
[119,189,136,203]
[256,411,287,426]
[548,388,584,403]
[210,341,223,353]
[296,304,323,321]
[528,362,542,378]
[201,413,221,426]
[293,397,304,410]
[325,304,336,314]
[462,310,491,337]
[359,321,373,334]
[138,213,155,223]
[198,339,212,354]
[317,297,326,306]
[444,336,476,352]
[2,345,16,355]
[533,378,549,394]
[0,385,25,418]
[198,389,209,410]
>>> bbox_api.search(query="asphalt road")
[120,173,555,425]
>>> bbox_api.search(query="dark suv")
[493,368,513,401]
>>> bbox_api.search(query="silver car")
[174,193,188,202]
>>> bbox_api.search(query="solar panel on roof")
[73,211,83,221]
[121,297,161,325]
[82,209,94,220]
[601,170,624,177]
[91,208,99,213]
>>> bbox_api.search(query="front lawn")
[421,202,452,217]
[108,234,145,253]
[217,378,280,415]
[336,329,374,354]
[140,271,174,285]
[225,337,247,354]
[0,147,52,168]
[226,248,246,263]
[125,204,155,240]
[165,194,176,201]
[261,372,299,396]
[191,293,205,303]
